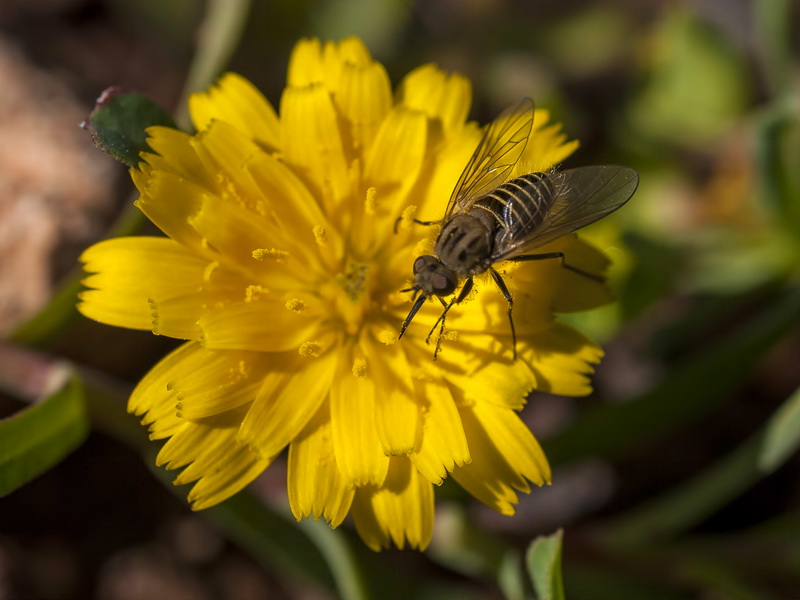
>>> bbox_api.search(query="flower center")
[328,259,373,336]
[335,261,370,301]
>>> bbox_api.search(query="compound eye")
[431,273,448,291]
[432,272,457,295]
[412,255,436,275]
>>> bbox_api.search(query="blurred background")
[0,0,798,598]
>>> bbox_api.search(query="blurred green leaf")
[174,0,253,129]
[15,0,251,350]
[429,504,527,600]
[310,0,410,56]
[681,229,798,295]
[604,431,766,546]
[629,7,748,147]
[754,0,795,94]
[619,231,683,320]
[8,277,85,347]
[565,565,689,600]
[0,377,89,496]
[83,88,176,167]
[604,383,800,547]
[201,490,337,594]
[755,92,800,240]
[758,385,800,473]
[543,6,631,76]
[526,530,565,600]
[546,287,800,465]
[681,558,783,600]
[106,0,202,51]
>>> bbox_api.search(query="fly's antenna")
[393,214,440,235]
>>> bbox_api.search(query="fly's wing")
[493,165,639,259]
[444,98,535,218]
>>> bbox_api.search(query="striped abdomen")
[434,173,556,275]
[471,172,556,234]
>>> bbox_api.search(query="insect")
[398,98,639,360]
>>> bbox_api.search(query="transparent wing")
[493,165,639,259]
[444,98,535,218]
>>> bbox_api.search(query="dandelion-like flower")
[79,37,613,550]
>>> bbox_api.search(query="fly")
[398,98,639,360]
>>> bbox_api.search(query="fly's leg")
[427,277,474,360]
[425,297,449,351]
[510,251,604,283]
[488,268,518,360]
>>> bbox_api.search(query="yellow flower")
[79,37,612,550]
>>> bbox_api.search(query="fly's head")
[412,255,458,298]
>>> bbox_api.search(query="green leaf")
[628,7,748,147]
[0,377,89,496]
[526,530,565,600]
[201,491,370,600]
[173,0,254,129]
[754,0,794,94]
[83,88,176,167]
[758,385,800,473]
[429,503,527,600]
[755,92,800,239]
[604,384,800,546]
[546,287,800,466]
[565,565,694,600]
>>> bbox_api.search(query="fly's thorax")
[412,255,458,297]
[434,213,494,275]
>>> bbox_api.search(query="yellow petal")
[518,116,580,174]
[409,123,481,222]
[398,64,472,137]
[190,119,265,204]
[155,406,271,510]
[362,335,419,455]
[198,300,322,352]
[237,350,337,457]
[187,191,297,283]
[408,375,470,484]
[452,401,551,515]
[439,344,535,409]
[140,126,219,192]
[79,237,212,331]
[351,457,434,551]
[187,442,269,510]
[159,405,244,469]
[329,357,389,487]
[520,323,603,397]
[440,271,556,338]
[149,289,233,340]
[336,59,392,153]
[505,235,613,313]
[328,37,372,69]
[363,106,428,219]
[287,38,324,86]
[243,152,335,251]
[128,342,202,439]
[135,171,209,256]
[288,404,355,527]
[289,37,373,91]
[172,350,270,420]
[189,72,280,150]
[280,83,350,209]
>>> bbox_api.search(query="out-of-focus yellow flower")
[79,37,612,550]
